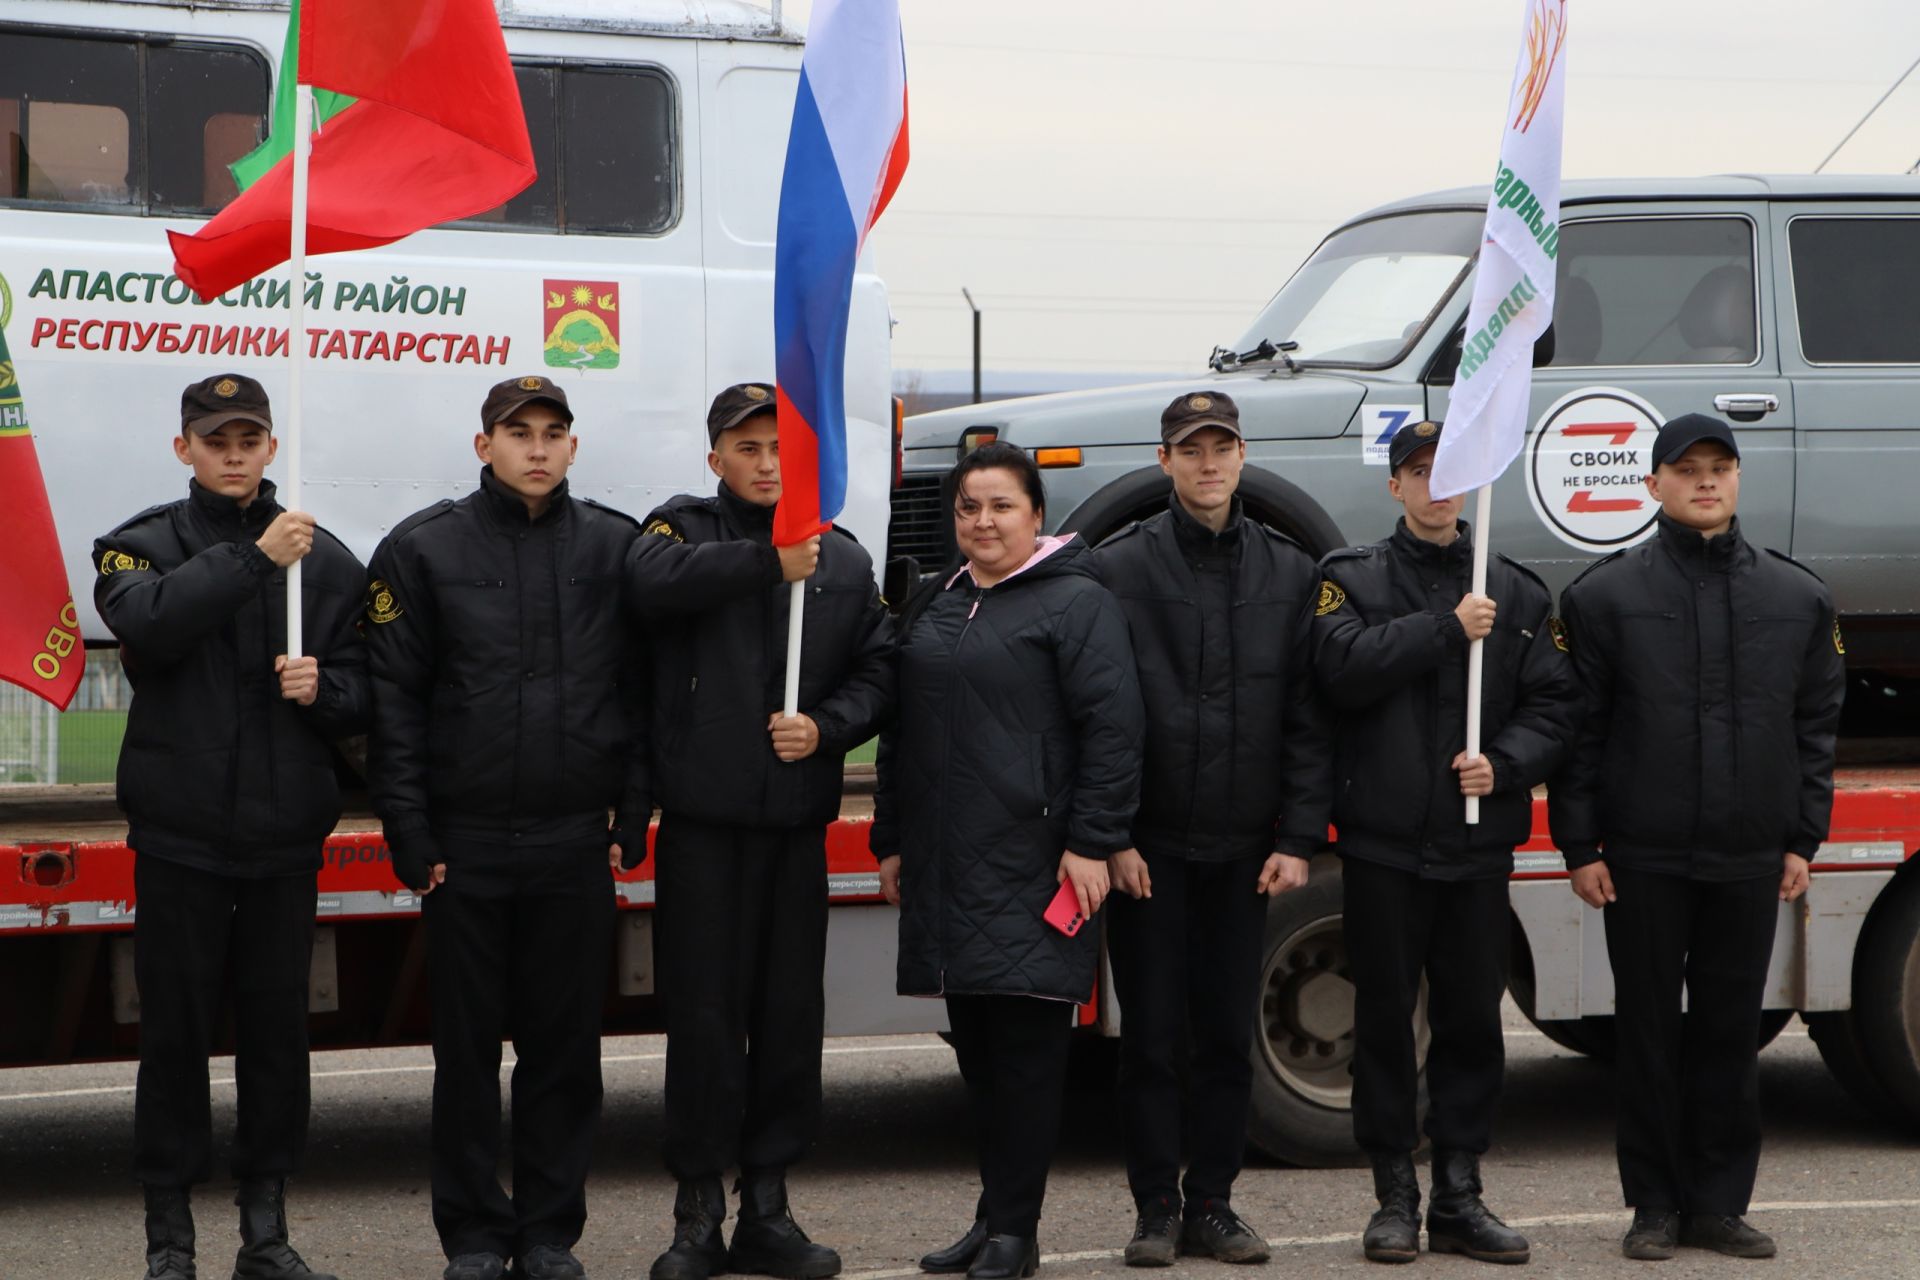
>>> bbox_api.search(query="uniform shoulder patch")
[97,548,152,577]
[642,516,683,543]
[364,579,404,625]
[1548,615,1571,653]
[1315,579,1347,616]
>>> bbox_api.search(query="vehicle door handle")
[1713,393,1779,418]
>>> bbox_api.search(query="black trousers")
[945,993,1074,1239]
[655,815,829,1181]
[1107,849,1268,1209]
[1342,857,1511,1158]
[132,854,317,1188]
[425,840,615,1259]
[1604,866,1778,1216]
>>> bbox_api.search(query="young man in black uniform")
[96,373,368,1280]
[366,375,644,1280]
[1549,414,1845,1262]
[1090,392,1330,1267]
[629,383,894,1280]
[1312,420,1577,1267]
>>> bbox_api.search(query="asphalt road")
[3,1009,1918,1279]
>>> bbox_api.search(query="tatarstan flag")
[0,318,84,710]
[169,0,535,301]
[228,0,354,193]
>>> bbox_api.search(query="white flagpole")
[1464,483,1492,824]
[285,82,313,660]
[783,580,805,716]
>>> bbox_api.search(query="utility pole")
[961,287,982,405]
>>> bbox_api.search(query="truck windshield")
[1234,210,1484,367]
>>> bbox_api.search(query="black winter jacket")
[1549,514,1846,879]
[873,537,1145,1003]
[1312,519,1578,879]
[365,469,643,852]
[94,479,370,875]
[1091,496,1331,860]
[625,483,894,829]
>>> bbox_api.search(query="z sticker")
[1315,580,1346,617]
[643,517,683,543]
[1548,616,1571,653]
[365,579,404,625]
[1833,620,1846,656]
[97,549,149,576]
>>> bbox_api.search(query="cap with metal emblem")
[180,373,273,436]
[1160,390,1243,445]
[1649,412,1740,470]
[1387,419,1444,472]
[480,374,573,430]
[708,382,778,444]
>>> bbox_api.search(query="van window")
[464,63,676,236]
[0,30,268,213]
[1790,217,1920,364]
[1547,217,1756,367]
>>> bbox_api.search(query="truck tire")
[1847,872,1920,1128]
[1247,871,1428,1168]
[1804,1009,1906,1120]
[1060,466,1346,557]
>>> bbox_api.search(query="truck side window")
[0,30,266,213]
[465,63,677,236]
[1547,217,1756,367]
[1790,218,1920,364]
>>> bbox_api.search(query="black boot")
[920,1219,989,1274]
[1362,1157,1420,1264]
[651,1178,731,1280]
[232,1179,337,1280]
[729,1171,842,1279]
[1424,1151,1529,1265]
[143,1185,196,1280]
[965,1236,1037,1280]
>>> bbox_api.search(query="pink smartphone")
[1044,879,1087,937]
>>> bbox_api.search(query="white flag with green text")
[1430,0,1569,500]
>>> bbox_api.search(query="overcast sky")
[782,0,1920,382]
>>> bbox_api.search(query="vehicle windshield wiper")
[1207,338,1299,373]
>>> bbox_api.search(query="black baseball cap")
[1161,391,1242,445]
[1650,413,1740,469]
[1387,419,1444,471]
[181,373,272,435]
[480,374,573,430]
[708,382,778,444]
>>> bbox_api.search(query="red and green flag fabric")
[0,314,85,710]
[170,0,536,301]
[228,0,353,193]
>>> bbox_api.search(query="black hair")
[945,441,1046,521]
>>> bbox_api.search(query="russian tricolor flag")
[772,0,910,547]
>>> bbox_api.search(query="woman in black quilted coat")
[873,443,1145,1279]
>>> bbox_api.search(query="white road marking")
[837,1199,1920,1279]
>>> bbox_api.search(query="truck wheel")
[1247,871,1427,1168]
[1804,1009,1905,1119]
[1847,873,1920,1128]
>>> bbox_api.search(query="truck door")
[1770,205,1920,666]
[1431,208,1793,594]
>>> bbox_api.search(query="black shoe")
[1424,1150,1530,1265]
[232,1179,337,1280]
[652,1178,731,1280]
[729,1172,841,1280]
[1620,1209,1680,1261]
[445,1258,508,1280]
[1679,1214,1776,1259]
[965,1237,1037,1280]
[515,1245,589,1279]
[920,1221,989,1274]
[143,1185,196,1280]
[1181,1201,1270,1265]
[1123,1199,1180,1268]
[1362,1157,1420,1265]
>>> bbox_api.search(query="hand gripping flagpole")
[285,82,313,660]
[1464,485,1492,825]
